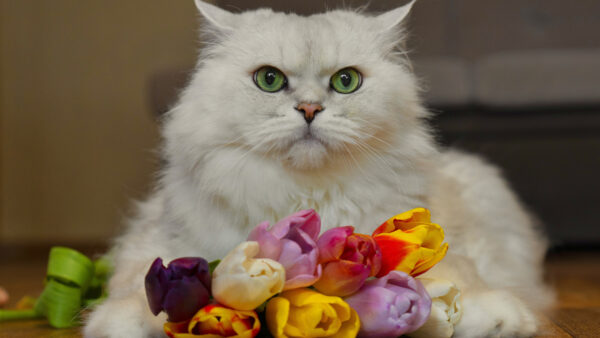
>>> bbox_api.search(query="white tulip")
[212,241,285,310]
[409,278,462,338]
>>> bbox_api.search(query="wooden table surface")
[1,247,599,337]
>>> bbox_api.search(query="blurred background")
[1,0,599,252]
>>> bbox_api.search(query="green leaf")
[208,259,221,274]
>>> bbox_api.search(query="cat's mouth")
[284,127,330,169]
[299,129,325,146]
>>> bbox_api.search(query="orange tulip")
[372,208,448,277]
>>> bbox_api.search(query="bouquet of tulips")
[145,208,463,338]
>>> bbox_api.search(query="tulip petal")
[374,219,447,277]
[283,263,322,291]
[248,221,283,260]
[411,243,449,277]
[420,224,445,249]
[373,208,432,236]
[345,271,431,337]
[164,304,261,338]
[409,278,462,338]
[163,277,210,322]
[278,228,319,273]
[145,256,212,322]
[409,303,454,338]
[277,239,304,270]
[145,258,169,316]
[169,258,204,277]
[267,289,359,338]
[346,286,413,335]
[292,209,322,240]
[164,321,196,338]
[271,209,321,241]
[374,234,420,277]
[330,307,360,338]
[288,303,342,336]
[314,260,370,297]
[266,297,290,338]
[283,251,317,278]
[248,211,322,291]
[212,242,285,310]
[317,226,354,263]
[391,208,431,228]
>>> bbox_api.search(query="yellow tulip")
[372,208,448,277]
[163,304,260,338]
[266,288,360,338]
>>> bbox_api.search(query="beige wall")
[0,0,200,245]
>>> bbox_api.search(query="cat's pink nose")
[296,102,324,124]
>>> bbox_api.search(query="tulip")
[344,271,431,337]
[266,288,360,338]
[409,278,462,338]
[163,304,261,338]
[372,208,448,277]
[313,226,381,297]
[212,242,285,310]
[145,257,211,322]
[247,209,322,290]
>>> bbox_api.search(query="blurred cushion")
[455,0,600,59]
[412,57,472,108]
[473,49,600,108]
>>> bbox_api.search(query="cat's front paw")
[454,290,538,338]
[84,295,165,338]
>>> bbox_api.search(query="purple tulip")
[144,257,211,322]
[247,209,322,290]
[344,271,432,337]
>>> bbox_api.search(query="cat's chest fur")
[161,147,429,260]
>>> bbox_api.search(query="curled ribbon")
[0,246,111,328]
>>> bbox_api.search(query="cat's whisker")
[340,142,370,179]
[353,140,401,183]
[336,122,396,151]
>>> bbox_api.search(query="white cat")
[84,1,553,337]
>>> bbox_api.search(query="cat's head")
[165,1,428,173]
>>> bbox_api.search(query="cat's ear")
[376,0,416,31]
[194,0,236,31]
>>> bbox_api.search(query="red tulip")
[313,226,381,297]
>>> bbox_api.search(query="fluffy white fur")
[85,1,552,337]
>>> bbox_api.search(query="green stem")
[0,309,42,321]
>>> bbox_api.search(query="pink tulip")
[247,209,322,290]
[313,226,382,297]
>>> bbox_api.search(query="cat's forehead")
[232,10,384,75]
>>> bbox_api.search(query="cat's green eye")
[253,66,287,93]
[330,68,362,94]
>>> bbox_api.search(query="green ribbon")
[0,246,112,328]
